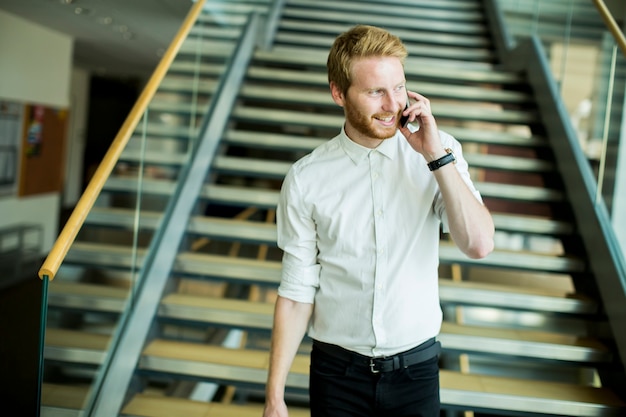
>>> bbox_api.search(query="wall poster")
[19,104,68,197]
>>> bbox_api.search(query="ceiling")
[0,0,194,78]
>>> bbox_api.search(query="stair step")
[439,242,585,273]
[491,213,573,234]
[45,328,110,365]
[41,383,89,412]
[439,322,611,362]
[122,394,310,417]
[135,122,196,139]
[137,340,625,417]
[119,149,189,166]
[476,181,564,202]
[157,77,218,95]
[438,278,594,314]
[167,62,225,77]
[177,38,236,59]
[65,242,147,270]
[49,280,129,312]
[212,156,291,178]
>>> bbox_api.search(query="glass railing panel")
[496,0,626,272]
[112,2,274,411]
[38,1,225,414]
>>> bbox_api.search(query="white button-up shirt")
[277,127,481,357]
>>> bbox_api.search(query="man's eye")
[391,85,406,95]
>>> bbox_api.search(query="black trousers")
[309,340,440,417]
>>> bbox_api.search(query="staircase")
[41,0,626,416]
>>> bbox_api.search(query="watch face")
[445,148,456,164]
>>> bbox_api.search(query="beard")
[344,99,403,141]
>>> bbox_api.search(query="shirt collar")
[339,127,398,165]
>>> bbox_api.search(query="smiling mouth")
[374,114,396,125]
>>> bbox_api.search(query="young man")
[263,25,494,417]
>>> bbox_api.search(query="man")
[263,25,494,417]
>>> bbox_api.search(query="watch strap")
[427,149,455,171]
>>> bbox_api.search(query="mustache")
[372,110,402,119]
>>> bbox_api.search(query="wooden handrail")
[592,0,626,56]
[38,0,207,281]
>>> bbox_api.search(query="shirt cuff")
[277,262,320,304]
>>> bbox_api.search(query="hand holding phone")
[399,95,410,128]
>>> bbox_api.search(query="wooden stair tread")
[440,278,573,299]
[439,322,606,350]
[162,293,274,315]
[46,328,111,350]
[41,383,89,409]
[123,393,309,417]
[50,281,129,299]
[439,370,625,406]
[143,339,310,374]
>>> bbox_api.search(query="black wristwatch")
[427,148,456,171]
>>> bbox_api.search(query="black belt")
[313,338,441,374]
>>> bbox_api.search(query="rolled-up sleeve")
[276,166,320,303]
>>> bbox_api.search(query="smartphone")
[399,96,410,128]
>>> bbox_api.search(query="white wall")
[0,9,74,255]
[0,10,73,108]
[0,193,60,255]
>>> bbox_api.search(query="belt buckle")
[369,358,380,374]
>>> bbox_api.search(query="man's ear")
[329,81,346,107]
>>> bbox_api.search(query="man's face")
[331,56,407,147]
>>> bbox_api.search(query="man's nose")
[382,94,400,112]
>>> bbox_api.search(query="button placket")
[369,150,388,351]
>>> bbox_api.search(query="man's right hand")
[263,399,289,417]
